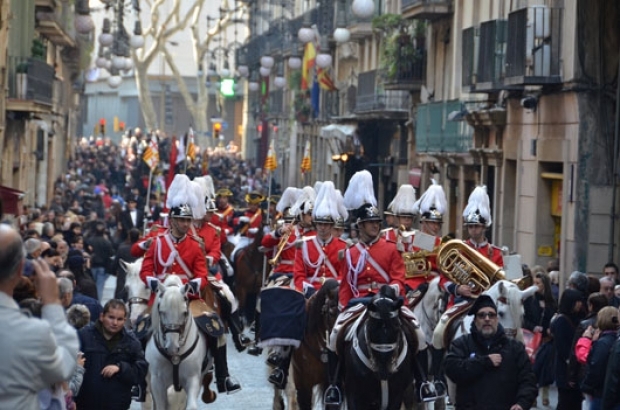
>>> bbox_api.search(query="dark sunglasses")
[476,312,497,319]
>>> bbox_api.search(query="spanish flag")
[264,139,277,172]
[142,133,159,170]
[301,140,312,174]
[318,67,338,91]
[301,42,316,91]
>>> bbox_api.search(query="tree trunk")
[135,64,158,131]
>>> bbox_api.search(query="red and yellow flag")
[301,42,316,91]
[186,128,196,163]
[264,139,277,172]
[142,133,159,170]
[318,67,337,91]
[300,140,312,174]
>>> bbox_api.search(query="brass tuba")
[436,239,506,296]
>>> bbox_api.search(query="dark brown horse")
[338,286,419,410]
[292,279,340,410]
[230,227,265,322]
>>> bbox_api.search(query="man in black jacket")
[76,299,148,410]
[445,295,537,410]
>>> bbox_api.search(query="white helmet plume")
[463,185,492,227]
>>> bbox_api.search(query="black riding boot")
[268,346,292,389]
[214,344,241,394]
[430,347,446,397]
[247,311,263,356]
[229,310,252,352]
[324,350,343,408]
[414,348,438,403]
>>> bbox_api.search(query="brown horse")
[230,228,265,322]
[292,279,340,410]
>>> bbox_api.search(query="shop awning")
[0,185,25,215]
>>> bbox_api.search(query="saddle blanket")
[259,286,306,348]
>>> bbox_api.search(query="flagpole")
[183,127,191,175]
[143,166,154,236]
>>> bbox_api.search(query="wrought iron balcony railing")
[8,56,55,106]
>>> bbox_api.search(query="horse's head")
[365,286,404,379]
[484,280,537,341]
[307,278,339,334]
[152,276,194,355]
[122,258,150,326]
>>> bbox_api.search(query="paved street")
[103,276,569,410]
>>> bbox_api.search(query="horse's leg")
[149,374,169,410]
[296,385,312,410]
[272,387,285,410]
[141,370,153,410]
[183,376,201,410]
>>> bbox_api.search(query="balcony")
[401,0,452,21]
[35,1,77,47]
[7,57,55,112]
[346,0,381,40]
[416,100,473,153]
[473,19,509,92]
[382,37,427,91]
[355,70,410,118]
[269,89,285,117]
[505,6,562,86]
[461,26,477,90]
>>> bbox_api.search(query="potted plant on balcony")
[15,62,28,99]
[294,91,312,123]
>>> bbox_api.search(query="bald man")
[0,225,79,408]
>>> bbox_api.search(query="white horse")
[444,280,537,405]
[454,280,537,343]
[146,276,208,410]
[121,258,150,327]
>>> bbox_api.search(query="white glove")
[239,216,250,223]
[206,256,214,267]
[248,227,258,234]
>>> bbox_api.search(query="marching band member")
[460,185,504,298]
[262,186,317,389]
[331,189,348,239]
[193,176,251,354]
[212,188,235,237]
[391,184,418,252]
[138,175,241,401]
[229,191,265,262]
[247,187,301,357]
[380,201,398,242]
[293,181,347,296]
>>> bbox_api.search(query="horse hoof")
[201,389,217,404]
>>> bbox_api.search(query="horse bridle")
[127,297,149,321]
[153,298,200,392]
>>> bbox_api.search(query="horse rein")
[127,297,149,323]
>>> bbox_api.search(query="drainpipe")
[609,44,620,262]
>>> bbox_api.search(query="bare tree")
[132,0,245,146]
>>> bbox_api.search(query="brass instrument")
[402,249,434,278]
[436,239,506,296]
[268,223,294,265]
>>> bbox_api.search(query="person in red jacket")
[212,188,235,237]
[139,175,241,400]
[462,185,504,272]
[229,191,264,263]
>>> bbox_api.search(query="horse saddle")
[190,299,225,337]
[433,300,472,349]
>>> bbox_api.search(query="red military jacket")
[339,236,405,310]
[194,222,222,266]
[130,224,167,258]
[233,208,263,239]
[380,227,397,242]
[465,238,504,267]
[262,225,296,274]
[294,235,346,292]
[139,231,208,304]
[212,204,235,238]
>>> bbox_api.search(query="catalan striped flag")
[300,140,312,174]
[186,128,196,163]
[142,133,159,170]
[301,42,316,90]
[318,67,338,91]
[264,139,277,172]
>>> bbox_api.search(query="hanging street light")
[351,0,375,19]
